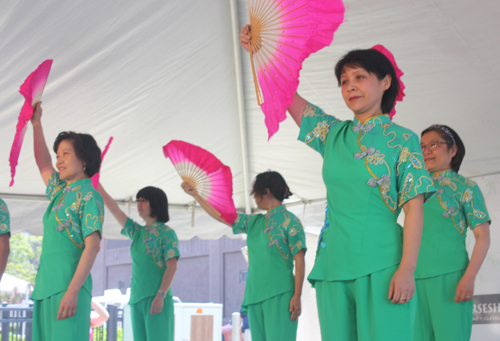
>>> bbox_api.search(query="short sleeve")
[298,102,341,157]
[0,199,10,235]
[231,214,256,234]
[80,191,104,239]
[45,172,66,200]
[395,134,436,207]
[122,218,142,239]
[463,182,491,229]
[163,228,180,262]
[287,215,307,256]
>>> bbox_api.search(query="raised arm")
[455,222,490,303]
[181,182,230,226]
[389,194,424,304]
[287,92,308,127]
[97,184,128,227]
[31,102,56,186]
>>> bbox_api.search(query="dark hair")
[251,171,292,202]
[335,49,400,115]
[136,186,169,223]
[53,131,102,178]
[421,125,465,173]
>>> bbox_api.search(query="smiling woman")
[29,102,104,341]
[414,125,491,341]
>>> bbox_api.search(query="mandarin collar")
[432,169,453,179]
[265,205,285,217]
[353,113,391,127]
[65,177,92,188]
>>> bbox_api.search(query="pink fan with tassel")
[371,45,406,120]
[9,59,53,186]
[163,140,237,225]
[92,137,114,189]
[247,0,345,138]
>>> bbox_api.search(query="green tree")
[5,232,42,286]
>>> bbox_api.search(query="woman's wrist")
[157,290,167,298]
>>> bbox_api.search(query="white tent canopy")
[1,0,500,339]
[1,0,498,240]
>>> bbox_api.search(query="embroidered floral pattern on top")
[232,206,306,262]
[353,123,374,133]
[303,103,338,147]
[432,170,490,234]
[306,121,330,143]
[354,146,375,159]
[0,199,9,233]
[352,115,433,212]
[47,173,104,249]
[122,220,179,269]
[265,207,305,261]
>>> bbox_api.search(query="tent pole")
[229,0,252,215]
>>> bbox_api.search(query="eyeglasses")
[420,141,447,152]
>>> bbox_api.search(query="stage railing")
[0,303,123,341]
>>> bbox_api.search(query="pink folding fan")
[247,0,345,138]
[9,60,53,186]
[163,140,237,225]
[91,137,114,189]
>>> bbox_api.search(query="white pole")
[232,312,241,341]
[229,0,252,215]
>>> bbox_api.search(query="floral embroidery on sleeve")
[122,218,141,239]
[433,171,490,234]
[298,103,341,156]
[232,214,252,234]
[0,199,9,233]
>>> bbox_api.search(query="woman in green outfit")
[245,27,436,340]
[98,184,179,341]
[0,198,11,281]
[30,103,104,341]
[182,171,306,341]
[414,125,491,341]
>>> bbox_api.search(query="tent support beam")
[229,0,252,214]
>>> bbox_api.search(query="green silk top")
[0,198,10,235]
[232,205,306,307]
[31,173,104,300]
[299,103,435,284]
[122,218,180,304]
[415,169,491,279]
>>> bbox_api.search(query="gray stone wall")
[91,236,248,321]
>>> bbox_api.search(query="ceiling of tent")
[1,0,499,239]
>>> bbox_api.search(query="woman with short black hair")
[98,184,179,341]
[183,170,306,341]
[30,102,104,341]
[415,125,491,340]
[240,22,436,337]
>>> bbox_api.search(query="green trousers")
[33,289,91,341]
[315,264,416,341]
[414,270,473,341]
[130,295,174,341]
[246,290,298,341]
